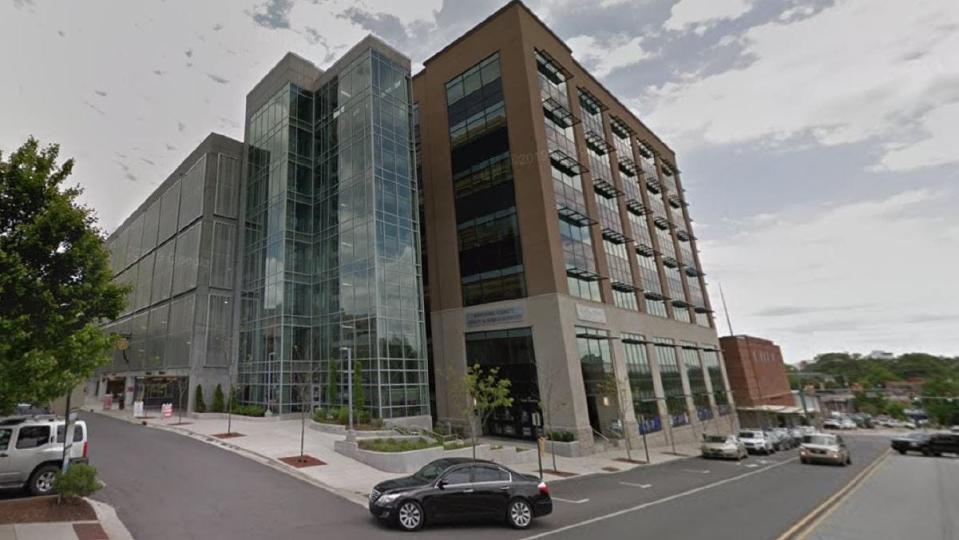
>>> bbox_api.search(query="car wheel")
[847,456,852,465]
[396,501,424,531]
[29,464,59,496]
[897,449,906,455]
[508,498,533,529]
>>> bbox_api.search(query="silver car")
[0,416,89,495]
[738,430,774,455]
[701,434,747,460]
[800,433,851,466]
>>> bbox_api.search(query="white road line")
[552,497,590,504]
[522,457,798,540]
[683,469,711,474]
[619,482,651,488]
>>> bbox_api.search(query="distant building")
[865,350,895,360]
[720,335,793,407]
[884,379,924,403]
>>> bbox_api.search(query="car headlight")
[377,492,402,505]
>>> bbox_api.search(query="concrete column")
[609,336,640,447]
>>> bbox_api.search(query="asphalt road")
[808,450,959,540]
[82,412,387,540]
[82,413,891,540]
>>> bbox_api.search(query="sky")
[2,0,958,362]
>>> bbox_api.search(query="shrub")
[312,408,331,423]
[194,385,206,413]
[336,406,350,425]
[54,464,101,500]
[359,437,439,452]
[547,430,576,442]
[211,384,225,413]
[231,405,265,417]
[442,440,473,451]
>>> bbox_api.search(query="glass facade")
[682,344,711,420]
[623,334,661,434]
[465,328,539,439]
[654,337,688,426]
[576,326,618,438]
[239,49,428,418]
[703,349,730,412]
[447,53,526,307]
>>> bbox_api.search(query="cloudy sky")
[2,0,958,362]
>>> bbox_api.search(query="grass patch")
[516,447,531,452]
[358,437,440,453]
[442,440,475,451]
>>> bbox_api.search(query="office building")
[415,1,734,451]
[720,335,792,408]
[92,2,733,446]
[94,38,430,423]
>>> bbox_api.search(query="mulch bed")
[74,523,109,540]
[613,458,647,464]
[601,466,620,472]
[279,455,326,468]
[212,432,245,439]
[0,496,96,524]
[542,469,578,478]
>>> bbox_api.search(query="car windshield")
[804,435,836,446]
[704,435,728,443]
[739,432,758,439]
[412,462,448,482]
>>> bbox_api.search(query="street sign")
[102,394,113,410]
[532,412,542,427]
[133,401,145,418]
[161,403,173,419]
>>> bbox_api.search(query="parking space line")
[522,457,798,540]
[551,497,590,504]
[619,482,651,488]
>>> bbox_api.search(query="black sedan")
[890,433,931,455]
[369,458,552,531]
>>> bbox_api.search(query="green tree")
[353,361,366,413]
[463,364,513,460]
[923,377,959,426]
[211,384,225,413]
[0,138,126,414]
[194,384,206,413]
[326,360,338,406]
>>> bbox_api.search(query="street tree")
[537,360,569,472]
[0,138,126,414]
[463,364,513,460]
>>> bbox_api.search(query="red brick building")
[720,335,793,407]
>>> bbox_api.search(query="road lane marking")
[521,457,799,540]
[777,448,891,540]
[744,463,759,468]
[619,482,651,488]
[682,469,710,474]
[552,497,589,504]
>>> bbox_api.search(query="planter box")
[308,421,395,438]
[543,439,591,458]
[187,412,281,422]
[335,440,539,473]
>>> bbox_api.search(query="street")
[808,450,959,540]
[84,412,891,540]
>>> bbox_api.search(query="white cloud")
[644,0,959,171]
[700,188,959,361]
[875,101,959,172]
[567,34,653,77]
[664,0,755,34]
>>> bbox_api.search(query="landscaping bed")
[0,496,96,524]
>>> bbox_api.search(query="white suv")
[738,430,774,455]
[0,416,89,495]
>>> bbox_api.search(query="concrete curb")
[87,498,134,540]
[775,448,891,540]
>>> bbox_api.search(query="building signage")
[576,304,607,324]
[465,306,525,329]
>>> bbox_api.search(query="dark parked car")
[369,458,552,531]
[890,433,931,455]
[893,433,959,457]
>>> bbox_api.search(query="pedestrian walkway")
[86,400,704,506]
[0,498,132,540]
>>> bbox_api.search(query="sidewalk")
[87,402,702,506]
[0,498,133,540]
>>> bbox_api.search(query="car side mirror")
[436,480,448,490]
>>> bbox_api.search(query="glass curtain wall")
[446,53,526,307]
[703,349,730,414]
[465,328,539,440]
[654,337,688,426]
[623,334,662,434]
[576,326,618,438]
[682,344,711,420]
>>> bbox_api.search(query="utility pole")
[718,283,735,337]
